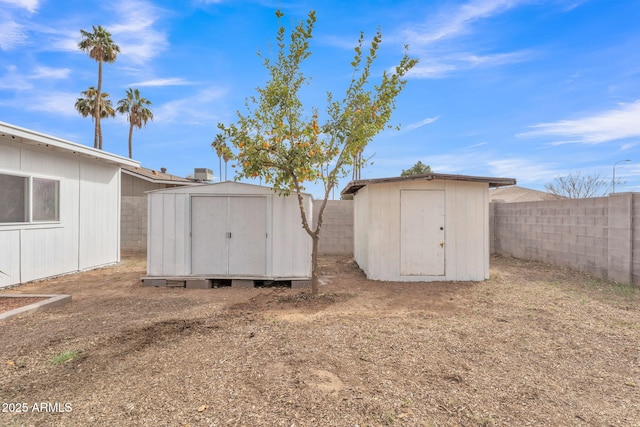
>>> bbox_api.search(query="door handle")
[226,232,232,239]
[439,242,444,248]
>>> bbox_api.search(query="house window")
[33,178,60,221]
[0,173,60,223]
[0,173,28,222]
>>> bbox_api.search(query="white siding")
[78,161,120,269]
[353,186,369,274]
[0,132,129,288]
[353,179,489,282]
[146,182,312,279]
[271,192,312,278]
[0,230,20,287]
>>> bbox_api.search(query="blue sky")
[1,0,639,198]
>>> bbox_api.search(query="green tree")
[75,87,116,134]
[217,10,417,295]
[78,25,120,150]
[401,161,432,176]
[117,88,153,159]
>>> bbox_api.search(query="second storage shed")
[144,181,312,287]
[341,173,515,282]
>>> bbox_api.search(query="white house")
[341,173,515,282]
[0,121,139,288]
[144,181,312,287]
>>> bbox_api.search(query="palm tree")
[78,25,120,150]
[212,134,225,182]
[116,88,153,159]
[212,134,234,181]
[75,87,116,141]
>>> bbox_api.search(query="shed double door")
[191,196,267,276]
[400,190,445,276]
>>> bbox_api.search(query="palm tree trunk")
[128,122,134,158]
[95,59,103,149]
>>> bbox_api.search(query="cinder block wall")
[491,193,640,286]
[121,196,148,253]
[120,174,166,254]
[312,200,354,255]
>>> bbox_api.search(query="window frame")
[0,171,61,226]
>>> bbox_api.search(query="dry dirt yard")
[1,254,639,427]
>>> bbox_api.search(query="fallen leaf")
[197,405,208,412]
[6,361,14,366]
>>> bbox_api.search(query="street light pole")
[612,159,631,194]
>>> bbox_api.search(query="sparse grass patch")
[52,349,80,365]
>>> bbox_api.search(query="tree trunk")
[95,60,103,149]
[310,233,319,296]
[128,122,134,158]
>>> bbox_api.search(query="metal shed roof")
[341,173,517,195]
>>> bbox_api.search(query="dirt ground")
[1,254,639,427]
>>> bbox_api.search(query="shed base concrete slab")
[186,279,212,289]
[291,280,311,289]
[232,279,254,288]
[143,278,167,287]
[166,280,186,288]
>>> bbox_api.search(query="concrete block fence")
[312,200,354,255]
[121,196,148,253]
[491,193,640,286]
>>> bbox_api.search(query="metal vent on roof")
[194,168,213,182]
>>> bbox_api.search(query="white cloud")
[402,0,528,46]
[453,51,531,66]
[130,78,191,87]
[0,20,26,50]
[30,66,71,79]
[407,62,457,79]
[107,0,168,65]
[0,64,31,89]
[27,92,79,116]
[395,0,539,79]
[0,0,40,13]
[154,87,229,124]
[0,65,71,90]
[403,116,440,131]
[519,100,640,144]
[465,142,487,148]
[488,158,563,183]
[407,50,531,78]
[49,31,79,52]
[0,91,80,117]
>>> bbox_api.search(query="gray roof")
[341,173,516,195]
[121,165,195,185]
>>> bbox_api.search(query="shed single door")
[191,196,267,276]
[400,190,445,276]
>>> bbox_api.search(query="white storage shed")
[144,182,312,287]
[341,173,515,282]
[0,121,139,288]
